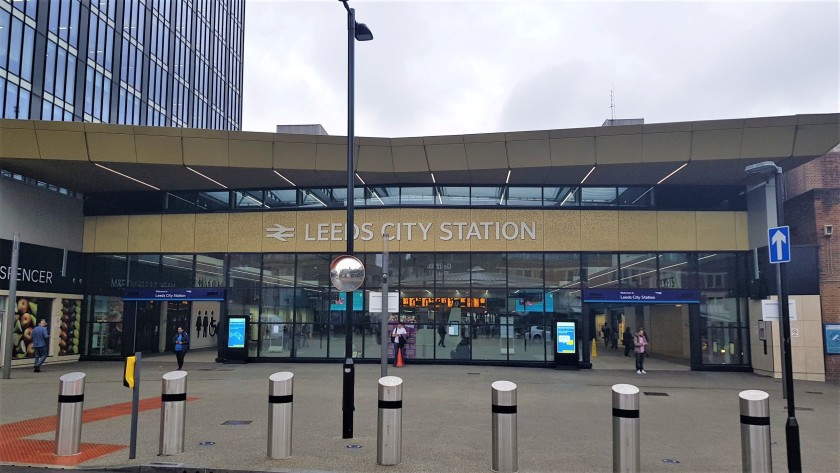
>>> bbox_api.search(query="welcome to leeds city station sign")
[266,221,538,243]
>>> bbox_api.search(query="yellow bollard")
[591,338,598,358]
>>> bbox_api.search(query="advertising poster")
[58,298,82,355]
[12,297,52,359]
[556,321,576,354]
[228,317,246,348]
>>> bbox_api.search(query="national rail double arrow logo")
[266,224,295,242]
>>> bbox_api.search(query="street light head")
[354,22,373,41]
[745,161,782,175]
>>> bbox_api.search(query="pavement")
[0,348,838,473]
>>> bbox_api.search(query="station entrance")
[587,302,693,370]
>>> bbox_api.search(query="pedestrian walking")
[623,327,634,357]
[392,322,407,366]
[438,322,447,347]
[32,319,49,372]
[610,326,619,349]
[633,328,648,374]
[173,326,190,370]
[601,323,610,347]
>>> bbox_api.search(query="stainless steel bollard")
[739,390,772,473]
[55,372,86,456]
[268,371,294,459]
[612,384,640,473]
[491,380,518,473]
[377,376,403,465]
[159,370,187,455]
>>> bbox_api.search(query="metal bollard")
[268,371,294,459]
[491,380,518,473]
[612,384,640,473]
[377,376,403,465]
[739,390,772,473]
[159,370,187,455]
[55,372,86,456]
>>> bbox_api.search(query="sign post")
[124,352,141,459]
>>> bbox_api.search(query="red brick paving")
[0,396,199,466]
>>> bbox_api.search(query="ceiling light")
[186,166,227,188]
[430,172,436,184]
[580,166,596,184]
[273,169,296,186]
[657,162,689,185]
[355,172,366,185]
[95,163,160,190]
[505,169,511,184]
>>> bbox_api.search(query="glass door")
[165,301,191,352]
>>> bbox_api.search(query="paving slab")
[1,350,838,472]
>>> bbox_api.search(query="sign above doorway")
[583,289,700,304]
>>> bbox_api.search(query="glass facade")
[0,0,243,129]
[81,250,752,368]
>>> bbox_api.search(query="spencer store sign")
[266,221,537,242]
[0,239,85,293]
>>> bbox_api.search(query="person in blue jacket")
[173,326,190,370]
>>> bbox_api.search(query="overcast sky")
[242,0,838,138]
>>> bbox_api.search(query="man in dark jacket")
[32,319,49,372]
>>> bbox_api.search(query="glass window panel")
[86,295,124,356]
[194,254,224,287]
[471,253,507,288]
[233,190,264,209]
[0,11,9,69]
[399,186,433,206]
[507,187,542,207]
[18,88,29,119]
[55,47,67,100]
[658,253,696,289]
[21,26,34,82]
[552,289,582,318]
[65,53,77,104]
[507,253,543,288]
[262,254,295,288]
[468,288,507,361]
[69,1,79,46]
[581,187,618,206]
[544,187,578,207]
[5,82,19,118]
[59,0,70,40]
[698,253,737,290]
[584,253,619,288]
[49,1,60,34]
[619,187,654,207]
[42,100,52,120]
[363,252,399,288]
[93,72,102,117]
[300,189,331,208]
[160,254,193,288]
[471,187,505,206]
[86,254,127,290]
[545,253,582,289]
[435,253,471,288]
[127,254,160,287]
[260,288,294,323]
[331,187,364,207]
[227,253,262,289]
[437,186,469,206]
[165,191,197,211]
[257,322,292,357]
[619,253,658,288]
[196,191,230,211]
[367,186,399,206]
[9,18,22,75]
[227,286,260,324]
[295,253,331,289]
[699,293,749,365]
[0,77,4,115]
[399,253,435,287]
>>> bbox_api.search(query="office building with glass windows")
[1,114,838,380]
[0,0,244,129]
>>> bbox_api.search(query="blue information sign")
[768,226,791,264]
[825,324,840,354]
[227,318,246,349]
[583,289,700,304]
[556,322,576,354]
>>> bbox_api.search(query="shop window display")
[12,297,53,359]
[58,298,82,355]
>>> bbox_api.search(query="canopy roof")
[0,114,837,193]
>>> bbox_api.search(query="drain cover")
[199,441,216,446]
[346,444,363,449]
[644,392,669,396]
[662,459,681,464]
[467,372,481,375]
[221,420,253,425]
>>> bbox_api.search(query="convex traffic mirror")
[330,255,365,292]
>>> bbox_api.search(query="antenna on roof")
[610,84,616,121]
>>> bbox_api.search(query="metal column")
[268,371,294,459]
[739,390,772,473]
[377,376,403,465]
[55,372,86,456]
[612,384,640,473]
[159,370,187,455]
[491,380,518,473]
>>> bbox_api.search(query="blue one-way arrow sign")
[768,226,791,264]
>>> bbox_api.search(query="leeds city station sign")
[266,221,537,242]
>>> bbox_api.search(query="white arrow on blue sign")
[768,226,791,264]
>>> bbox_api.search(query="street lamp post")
[340,0,372,440]
[745,161,801,472]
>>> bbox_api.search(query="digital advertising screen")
[330,292,364,311]
[556,321,576,354]
[227,317,246,349]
